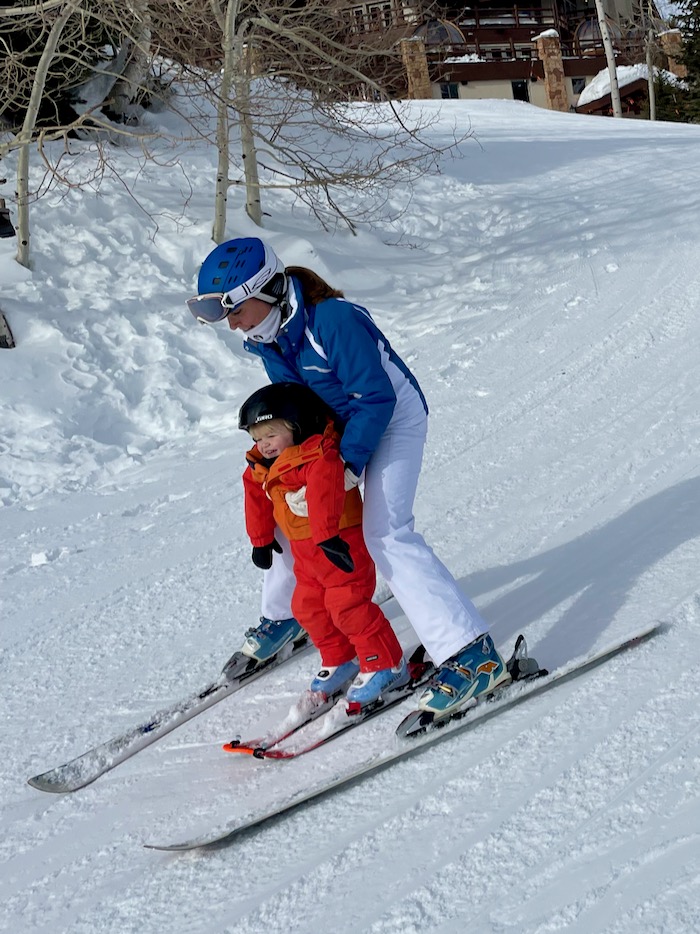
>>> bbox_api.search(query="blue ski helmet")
[188,237,287,324]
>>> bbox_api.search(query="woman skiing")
[187,237,510,720]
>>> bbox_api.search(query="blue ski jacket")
[244,276,428,475]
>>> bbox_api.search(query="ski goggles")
[186,291,242,324]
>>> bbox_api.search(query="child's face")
[250,419,295,458]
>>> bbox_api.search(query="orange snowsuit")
[243,422,402,672]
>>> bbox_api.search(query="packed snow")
[2,91,700,934]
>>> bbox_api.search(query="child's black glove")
[252,539,283,569]
[319,535,355,573]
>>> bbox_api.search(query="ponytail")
[286,266,344,304]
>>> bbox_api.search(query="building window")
[511,80,530,102]
[572,77,586,95]
[440,82,459,99]
[368,3,392,28]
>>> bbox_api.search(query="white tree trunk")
[594,0,622,118]
[111,1,152,122]
[212,0,262,239]
[15,0,80,267]
[235,42,262,227]
[212,0,239,243]
[646,30,656,121]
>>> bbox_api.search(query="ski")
[28,635,313,794]
[223,645,436,760]
[144,623,660,852]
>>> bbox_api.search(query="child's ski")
[223,646,435,760]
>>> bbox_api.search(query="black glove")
[319,535,355,573]
[251,539,283,570]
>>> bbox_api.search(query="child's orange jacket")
[243,421,363,547]
[243,421,403,672]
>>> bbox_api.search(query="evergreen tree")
[678,0,700,121]
[642,72,691,121]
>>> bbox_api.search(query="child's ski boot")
[345,658,409,706]
[310,659,360,698]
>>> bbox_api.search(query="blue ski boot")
[240,616,306,663]
[417,634,510,718]
[310,659,360,698]
[345,657,409,706]
[221,617,308,681]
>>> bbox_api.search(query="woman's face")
[250,420,295,458]
[226,298,272,333]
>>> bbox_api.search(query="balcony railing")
[348,4,645,65]
[349,4,559,35]
[458,7,558,28]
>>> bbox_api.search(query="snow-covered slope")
[1,98,699,933]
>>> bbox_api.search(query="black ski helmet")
[239,382,333,444]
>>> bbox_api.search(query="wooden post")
[534,31,569,113]
[400,38,432,100]
[658,29,687,79]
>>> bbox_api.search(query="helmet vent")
[197,237,285,305]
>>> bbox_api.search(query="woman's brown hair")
[286,266,344,304]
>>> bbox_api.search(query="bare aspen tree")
[110,0,153,123]
[647,25,657,119]
[11,0,82,267]
[206,0,264,238]
[593,0,623,116]
[621,0,668,120]
[167,0,470,238]
[639,0,667,121]
[1,1,143,137]
[0,0,173,265]
[234,42,263,229]
[2,0,470,263]
[208,0,237,240]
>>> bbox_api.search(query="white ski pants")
[261,410,488,666]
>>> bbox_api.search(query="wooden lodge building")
[344,0,680,114]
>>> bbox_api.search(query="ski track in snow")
[2,100,700,931]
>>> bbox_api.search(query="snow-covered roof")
[577,63,686,106]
